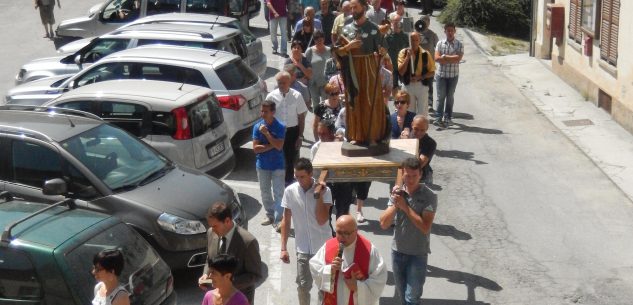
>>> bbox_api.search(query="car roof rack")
[0,191,13,202]
[1,198,76,245]
[0,105,103,121]
[0,124,54,142]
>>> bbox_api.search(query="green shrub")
[438,0,531,39]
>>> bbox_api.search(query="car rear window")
[64,223,171,304]
[215,59,258,90]
[0,248,42,301]
[150,94,223,137]
[189,94,224,137]
[147,0,182,16]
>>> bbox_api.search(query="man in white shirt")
[280,158,333,305]
[266,71,309,185]
[309,214,387,305]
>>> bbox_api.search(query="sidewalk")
[462,29,633,203]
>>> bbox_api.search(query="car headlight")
[157,213,206,235]
[231,194,243,225]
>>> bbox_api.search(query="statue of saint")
[334,0,390,153]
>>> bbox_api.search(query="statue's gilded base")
[312,139,419,183]
[340,141,390,157]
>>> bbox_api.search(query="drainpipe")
[529,0,537,57]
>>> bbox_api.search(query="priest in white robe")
[309,215,387,305]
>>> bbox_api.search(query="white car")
[44,79,235,178]
[7,45,266,148]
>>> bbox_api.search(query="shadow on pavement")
[226,147,258,182]
[251,26,270,38]
[431,223,472,240]
[427,265,502,303]
[263,66,280,80]
[359,219,393,236]
[435,149,488,165]
[452,112,475,120]
[380,265,501,305]
[451,122,503,135]
[239,192,262,224]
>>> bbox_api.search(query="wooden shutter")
[600,0,619,65]
[569,0,582,43]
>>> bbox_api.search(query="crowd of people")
[89,0,463,304]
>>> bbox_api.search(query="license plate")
[248,97,261,109]
[207,142,225,158]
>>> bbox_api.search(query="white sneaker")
[356,212,366,223]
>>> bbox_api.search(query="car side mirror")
[43,178,68,196]
[74,54,82,65]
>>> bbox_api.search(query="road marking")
[267,226,282,304]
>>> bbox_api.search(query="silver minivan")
[17,23,261,84]
[55,0,261,41]
[6,46,265,147]
[44,79,235,178]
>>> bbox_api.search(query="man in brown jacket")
[199,202,262,304]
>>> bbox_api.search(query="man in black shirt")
[411,115,436,184]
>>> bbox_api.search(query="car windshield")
[64,223,171,304]
[60,124,168,190]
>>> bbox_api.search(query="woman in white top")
[92,249,130,305]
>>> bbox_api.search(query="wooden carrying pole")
[314,170,329,199]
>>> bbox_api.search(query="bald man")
[310,215,387,305]
[397,32,436,116]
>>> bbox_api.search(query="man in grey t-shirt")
[380,157,437,305]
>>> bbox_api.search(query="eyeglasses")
[394,100,407,105]
[335,230,355,237]
[329,92,341,96]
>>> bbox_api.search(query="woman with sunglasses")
[312,83,343,140]
[390,90,416,139]
[305,31,332,111]
[92,249,130,305]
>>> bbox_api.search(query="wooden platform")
[312,139,419,182]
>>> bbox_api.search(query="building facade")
[532,0,632,133]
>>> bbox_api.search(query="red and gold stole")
[323,235,372,305]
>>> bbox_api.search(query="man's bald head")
[335,215,358,246]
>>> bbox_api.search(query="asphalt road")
[2,1,633,305]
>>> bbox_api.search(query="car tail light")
[171,107,191,140]
[261,80,268,93]
[166,274,174,295]
[217,95,246,111]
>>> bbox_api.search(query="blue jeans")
[392,250,428,305]
[269,16,288,54]
[257,168,285,223]
[435,76,459,120]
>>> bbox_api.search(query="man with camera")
[397,32,436,116]
[379,157,437,305]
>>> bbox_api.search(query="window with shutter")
[600,0,619,66]
[569,0,583,43]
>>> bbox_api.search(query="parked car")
[55,0,260,41]
[117,13,266,76]
[6,46,265,147]
[43,80,235,178]
[18,22,264,84]
[0,106,245,269]
[0,193,177,305]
